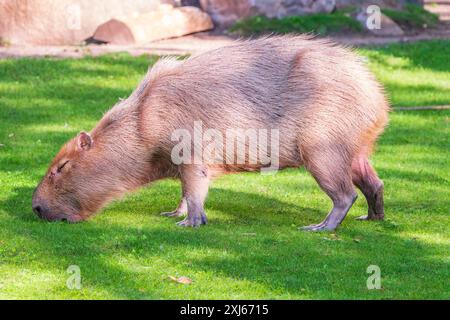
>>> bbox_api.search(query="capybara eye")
[57,160,69,173]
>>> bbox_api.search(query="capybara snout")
[34,35,389,231]
[32,131,105,223]
[31,191,83,223]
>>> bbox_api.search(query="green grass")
[0,41,449,299]
[229,10,362,36]
[360,40,450,107]
[382,4,439,30]
[230,5,440,37]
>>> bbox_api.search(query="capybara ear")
[77,131,93,151]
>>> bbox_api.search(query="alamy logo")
[65,4,82,30]
[366,265,381,290]
[366,5,382,30]
[66,265,81,290]
[171,121,280,174]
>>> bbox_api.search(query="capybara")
[32,35,389,231]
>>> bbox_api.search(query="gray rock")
[356,7,405,36]
[0,0,162,45]
[201,0,336,27]
[92,4,213,45]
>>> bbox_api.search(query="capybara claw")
[161,210,185,218]
[176,219,191,227]
[356,214,384,221]
[176,219,201,227]
[300,223,336,232]
[176,214,207,227]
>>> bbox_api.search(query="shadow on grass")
[1,184,448,299]
[382,83,450,107]
[0,55,157,133]
[362,40,450,107]
[364,40,450,74]
[379,109,449,149]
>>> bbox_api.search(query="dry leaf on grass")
[169,276,193,285]
[322,233,341,241]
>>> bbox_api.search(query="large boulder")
[199,0,253,28]
[336,1,403,9]
[0,0,162,45]
[92,4,213,45]
[256,0,336,18]
[200,0,336,27]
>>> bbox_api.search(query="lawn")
[0,40,449,299]
[229,10,363,36]
[229,4,438,36]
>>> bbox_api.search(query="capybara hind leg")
[161,196,187,217]
[351,155,385,221]
[176,165,209,227]
[301,156,358,231]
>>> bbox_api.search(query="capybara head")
[32,131,111,222]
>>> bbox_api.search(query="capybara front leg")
[176,165,209,227]
[301,154,357,231]
[351,155,385,221]
[161,196,187,217]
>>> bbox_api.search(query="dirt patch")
[1,27,449,59]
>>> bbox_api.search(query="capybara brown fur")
[32,35,389,231]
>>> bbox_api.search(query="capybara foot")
[356,213,384,221]
[161,198,187,218]
[176,212,207,227]
[300,194,357,232]
[300,222,338,232]
[161,210,185,218]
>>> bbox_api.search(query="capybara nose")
[32,205,41,214]
[32,205,43,218]
[32,199,48,218]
